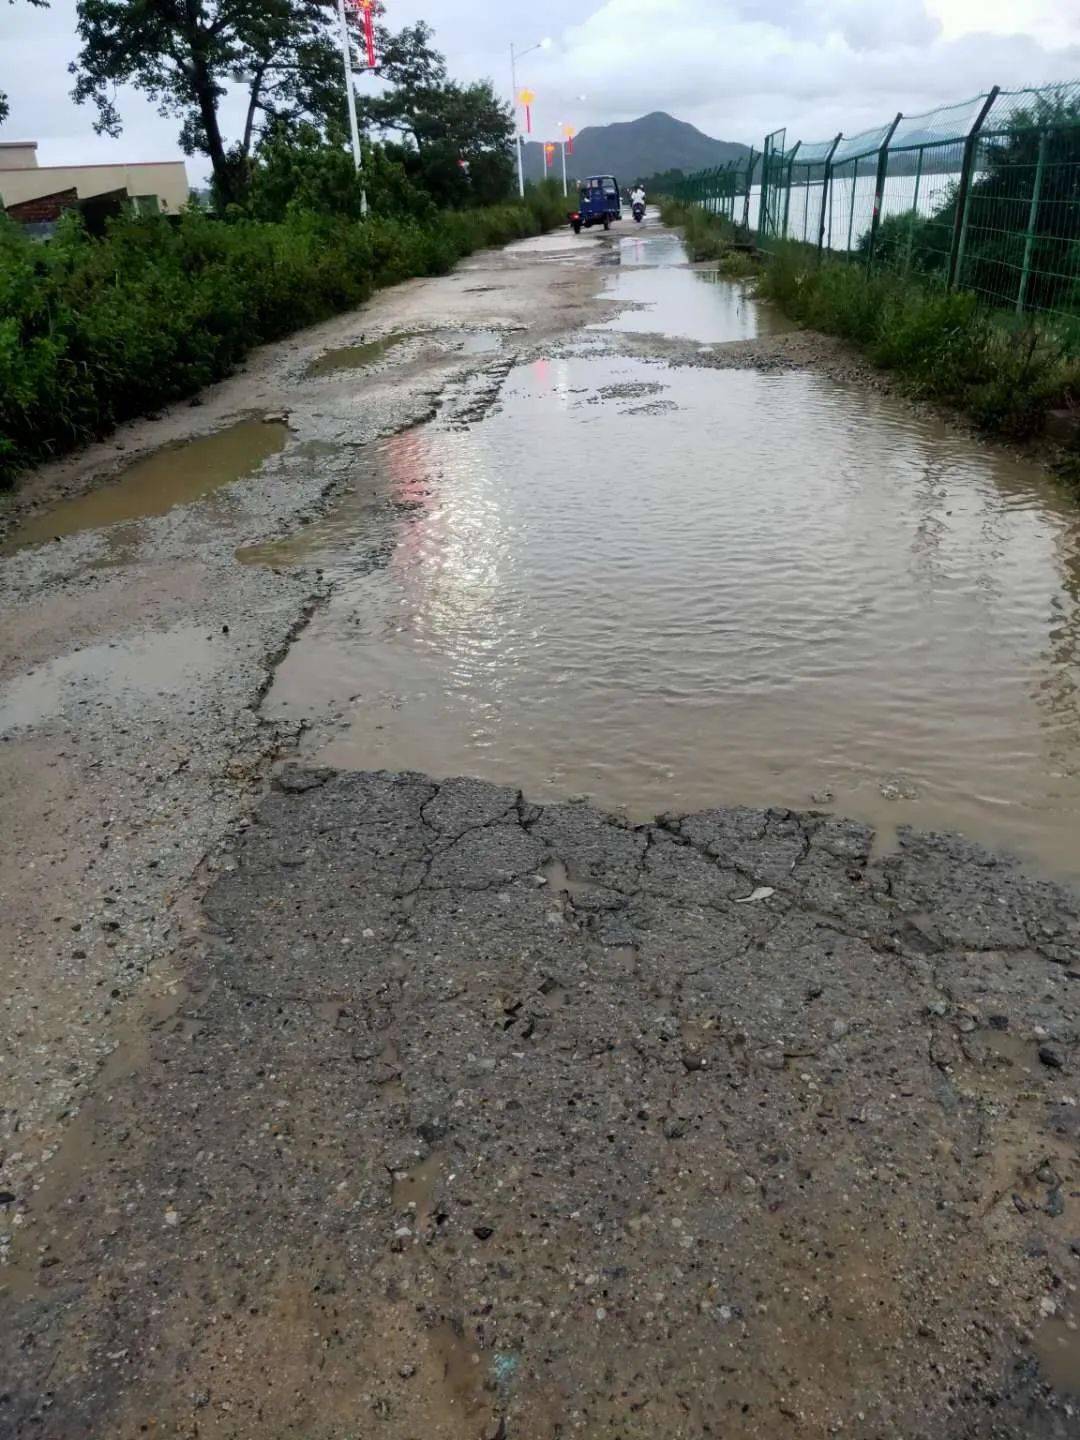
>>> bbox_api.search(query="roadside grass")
[660,199,759,276]
[757,241,1080,448]
[0,182,566,489]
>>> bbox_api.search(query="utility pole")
[336,0,368,216]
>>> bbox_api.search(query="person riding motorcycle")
[631,184,646,208]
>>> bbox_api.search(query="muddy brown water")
[4,418,288,552]
[248,350,1080,881]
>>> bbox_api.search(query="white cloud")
[517,0,1080,143]
[2,0,1078,179]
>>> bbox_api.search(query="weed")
[758,243,1079,441]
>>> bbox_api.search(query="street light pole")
[510,42,524,199]
[509,37,551,199]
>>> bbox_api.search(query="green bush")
[758,242,1079,441]
[0,180,564,487]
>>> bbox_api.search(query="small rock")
[663,1118,689,1140]
[1039,1045,1064,1069]
[1036,1163,1060,1187]
[759,1049,786,1071]
[829,1019,850,1041]
[810,789,834,805]
[1046,1188,1065,1218]
[164,1208,180,1227]
[473,1225,494,1241]
[681,1051,706,1071]
[398,1363,416,1379]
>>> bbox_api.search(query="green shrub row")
[0,182,565,488]
[755,242,1079,443]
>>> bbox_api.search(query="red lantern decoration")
[518,89,535,135]
[544,142,556,171]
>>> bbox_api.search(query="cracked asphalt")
[4,768,1080,1438]
[3,220,1080,1438]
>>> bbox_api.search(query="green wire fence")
[671,79,1080,322]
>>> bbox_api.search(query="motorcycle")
[632,200,646,223]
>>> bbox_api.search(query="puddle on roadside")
[392,1152,442,1230]
[1,971,196,1300]
[541,856,602,902]
[4,419,289,553]
[0,624,224,733]
[430,1322,488,1413]
[310,329,502,377]
[1036,1308,1080,1397]
[309,332,408,375]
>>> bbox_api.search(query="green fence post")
[904,144,925,273]
[948,85,1000,290]
[782,140,801,239]
[742,148,756,231]
[1016,127,1049,314]
[846,157,859,253]
[867,113,903,270]
[760,139,771,239]
[817,133,842,257]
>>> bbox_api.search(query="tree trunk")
[191,54,236,205]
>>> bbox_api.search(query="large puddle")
[5,418,289,552]
[249,348,1080,879]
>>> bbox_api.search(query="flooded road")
[252,235,1080,880]
[4,211,1080,1440]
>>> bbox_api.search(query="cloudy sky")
[2,0,1078,180]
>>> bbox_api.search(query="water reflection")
[251,352,1080,879]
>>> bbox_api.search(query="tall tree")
[2,0,49,128]
[357,18,514,206]
[69,0,346,205]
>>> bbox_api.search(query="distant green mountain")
[521,111,750,187]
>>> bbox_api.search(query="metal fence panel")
[670,78,1080,325]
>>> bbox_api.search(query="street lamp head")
[539,36,553,49]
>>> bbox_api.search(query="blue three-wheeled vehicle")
[569,175,621,233]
